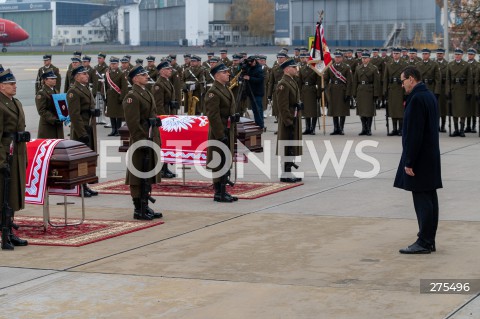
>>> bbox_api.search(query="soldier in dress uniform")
[94,52,108,126]
[465,48,478,133]
[293,48,301,63]
[167,54,183,110]
[298,53,322,135]
[105,56,129,136]
[66,66,99,198]
[205,63,239,203]
[276,59,302,183]
[203,52,214,69]
[353,51,381,136]
[325,51,353,135]
[0,68,30,250]
[205,56,219,91]
[123,66,163,220]
[182,54,192,71]
[267,52,288,125]
[381,48,393,64]
[446,48,474,137]
[220,49,232,67]
[66,51,82,73]
[383,47,408,136]
[135,58,143,66]
[35,69,64,139]
[416,48,441,97]
[182,55,205,115]
[145,56,158,83]
[35,55,61,94]
[257,55,270,117]
[120,56,132,74]
[401,48,409,60]
[229,54,244,112]
[64,57,81,93]
[407,48,421,65]
[82,56,98,96]
[435,48,449,132]
[370,48,384,109]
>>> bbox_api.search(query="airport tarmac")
[0,50,479,318]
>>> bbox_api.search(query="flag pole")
[321,75,326,135]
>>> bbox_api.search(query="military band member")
[123,66,163,220]
[324,51,353,135]
[105,56,128,136]
[168,54,183,108]
[182,54,192,71]
[384,47,407,136]
[64,57,81,93]
[299,53,322,135]
[66,66,99,198]
[205,63,238,202]
[182,55,205,115]
[35,70,64,139]
[416,49,441,97]
[203,52,214,69]
[229,54,244,113]
[446,48,474,137]
[267,52,288,123]
[220,49,232,67]
[120,56,131,74]
[435,48,449,132]
[94,52,108,125]
[36,55,61,94]
[276,59,302,183]
[466,48,478,133]
[0,69,29,250]
[353,51,381,136]
[82,56,98,96]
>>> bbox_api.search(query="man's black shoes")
[399,242,431,254]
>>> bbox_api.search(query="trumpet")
[228,71,243,90]
[185,81,198,115]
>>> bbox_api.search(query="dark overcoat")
[353,63,380,117]
[105,68,128,118]
[67,82,97,152]
[36,84,64,139]
[298,64,321,117]
[445,60,473,118]
[394,83,442,192]
[152,76,175,115]
[436,59,449,117]
[324,62,353,117]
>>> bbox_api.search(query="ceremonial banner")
[52,93,70,125]
[309,18,333,75]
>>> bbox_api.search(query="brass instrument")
[185,81,198,115]
[228,71,242,90]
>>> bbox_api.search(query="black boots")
[388,119,398,136]
[1,226,28,250]
[82,184,98,197]
[339,116,345,135]
[133,198,162,220]
[213,182,238,203]
[107,118,117,136]
[359,117,367,135]
[161,163,176,179]
[450,118,465,137]
[439,117,446,133]
[365,117,372,136]
[310,118,317,135]
[280,162,302,183]
[303,118,312,135]
[466,117,477,133]
[331,117,345,135]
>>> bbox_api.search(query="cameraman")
[242,55,265,130]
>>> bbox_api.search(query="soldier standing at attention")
[446,48,473,137]
[182,54,192,71]
[35,70,64,139]
[384,47,407,136]
[82,56,98,96]
[353,51,381,136]
[167,55,183,108]
[407,48,421,65]
[94,52,108,126]
[64,57,81,93]
[465,48,478,133]
[145,56,158,82]
[120,57,131,75]
[416,48,441,97]
[324,51,353,135]
[105,56,128,136]
[36,55,61,94]
[267,52,288,125]
[370,48,384,109]
[203,52,214,69]
[293,48,301,63]
[123,66,163,220]
[220,49,232,67]
[182,55,205,115]
[435,49,449,132]
[298,53,322,135]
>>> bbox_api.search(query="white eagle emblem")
[161,116,209,132]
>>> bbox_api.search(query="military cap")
[128,65,148,80]
[436,48,446,54]
[240,52,247,56]
[41,69,57,79]
[408,48,417,53]
[401,47,408,52]
[0,64,3,73]
[210,63,229,76]
[454,48,464,54]
[346,49,353,53]
[467,48,477,55]
[82,56,91,62]
[43,54,52,60]
[280,59,297,70]
[135,58,144,65]
[232,54,242,60]
[294,47,300,51]
[380,48,388,52]
[372,48,379,53]
[392,47,402,53]
[109,56,120,63]
[281,47,289,52]
[206,52,214,56]
[277,52,288,58]
[361,51,371,58]
[183,54,191,58]
[165,56,173,63]
[421,48,431,54]
[72,51,82,57]
[71,65,87,77]
[209,56,220,63]
[169,54,177,60]
[220,49,228,54]
[0,69,16,83]
[257,55,267,60]
[71,57,81,63]
[120,57,129,63]
[356,48,363,52]
[190,55,201,62]
[300,53,310,58]
[125,55,132,60]
[334,51,343,57]
[146,55,156,62]
[156,61,172,70]
[98,52,106,58]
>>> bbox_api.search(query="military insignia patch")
[278,85,284,90]
[126,98,133,104]
[155,86,160,91]
[68,93,74,98]
[208,93,214,98]
[36,95,41,100]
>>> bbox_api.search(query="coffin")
[47,140,98,188]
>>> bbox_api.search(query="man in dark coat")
[243,56,265,130]
[394,66,442,254]
[35,69,64,139]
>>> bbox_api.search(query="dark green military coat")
[123,84,162,186]
[182,66,205,114]
[64,69,74,93]
[383,59,407,119]
[436,58,449,117]
[298,64,322,117]
[466,60,478,117]
[94,62,108,96]
[105,67,128,118]
[276,74,302,156]
[35,84,64,139]
[344,58,358,76]
[261,64,271,111]
[84,66,98,97]
[353,63,381,117]
[416,59,441,95]
[267,65,284,117]
[152,76,175,115]
[221,57,232,67]
[36,64,61,94]
[324,62,353,117]
[171,64,183,105]
[0,93,27,211]
[446,60,473,117]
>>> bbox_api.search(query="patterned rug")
[90,179,303,199]
[13,216,164,247]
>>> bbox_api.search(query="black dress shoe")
[280,177,301,183]
[399,243,431,254]
[82,189,92,198]
[146,206,163,218]
[439,127,446,133]
[387,130,398,136]
[133,211,154,220]
[214,194,234,202]
[107,131,117,137]
[84,185,98,196]
[1,239,14,250]
[450,130,460,137]
[224,192,238,201]
[10,234,28,246]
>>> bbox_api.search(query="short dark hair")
[402,66,422,82]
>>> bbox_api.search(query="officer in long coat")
[167,55,183,108]
[353,52,381,136]
[36,55,61,94]
[435,49,449,132]
[276,59,302,183]
[0,69,29,249]
[35,70,64,139]
[465,48,478,133]
[123,66,163,220]
[371,48,384,108]
[298,53,322,135]
[416,49,441,97]
[94,52,108,125]
[82,56,98,96]
[145,56,157,91]
[182,55,205,115]
[383,47,408,135]
[267,52,288,121]
[105,56,128,136]
[64,57,81,93]
[206,63,238,203]
[324,51,353,135]
[446,48,473,137]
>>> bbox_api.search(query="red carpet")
[90,179,303,199]
[13,216,164,247]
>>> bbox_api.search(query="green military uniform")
[466,56,478,132]
[152,75,176,115]
[344,57,358,76]
[267,65,284,117]
[170,63,183,107]
[261,62,271,114]
[94,61,108,95]
[105,66,128,134]
[182,64,205,115]
[64,69,74,93]
[436,57,449,131]
[416,59,441,95]
[36,64,61,94]
[35,84,64,139]
[221,56,232,67]
[383,57,407,135]
[84,65,98,96]
[298,63,322,134]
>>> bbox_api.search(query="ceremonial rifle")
[1,141,14,250]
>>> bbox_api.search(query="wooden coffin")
[47,140,98,188]
[118,117,263,153]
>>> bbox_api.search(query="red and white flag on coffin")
[309,20,332,75]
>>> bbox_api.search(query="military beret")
[0,69,16,83]
[128,65,148,80]
[120,57,129,63]
[41,69,57,79]
[183,54,191,58]
[220,49,228,54]
[232,54,241,60]
[408,48,417,53]
[206,52,214,56]
[209,56,220,63]
[82,56,91,62]
[98,52,106,58]
[71,65,87,77]
[454,48,464,54]
[191,55,201,62]
[210,63,229,76]
[169,54,177,60]
[436,48,446,54]
[73,51,82,57]
[280,59,297,70]
[43,54,52,60]
[467,48,477,55]
[71,57,81,63]
[277,52,288,58]
[110,56,120,63]
[421,48,431,54]
[0,64,3,73]
[392,47,402,53]
[372,48,379,53]
[135,58,144,65]
[146,55,156,62]
[361,51,371,58]
[156,61,172,70]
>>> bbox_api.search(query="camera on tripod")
[239,57,255,72]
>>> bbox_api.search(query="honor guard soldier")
[105,56,129,136]
[66,51,82,73]
[353,51,381,136]
[120,56,131,74]
[267,52,289,124]
[220,49,232,67]
[205,56,220,90]
[205,63,239,202]
[325,51,353,135]
[293,47,301,63]
[344,49,358,74]
[203,52,214,69]
[0,69,30,250]
[182,55,205,115]
[94,52,108,125]
[36,55,61,94]
[298,53,322,135]
[407,48,420,65]
[446,48,474,137]
[416,48,441,96]
[257,55,271,117]
[82,56,98,96]
[384,47,408,136]
[371,48,384,108]
[64,57,81,93]
[123,66,163,220]
[276,59,302,183]
[167,55,183,107]
[135,58,143,66]
[401,48,409,60]
[35,69,64,139]
[66,66,99,198]
[465,48,478,133]
[182,54,192,71]
[381,48,392,64]
[435,48,449,132]
[145,56,158,83]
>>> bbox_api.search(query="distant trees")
[226,0,274,44]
